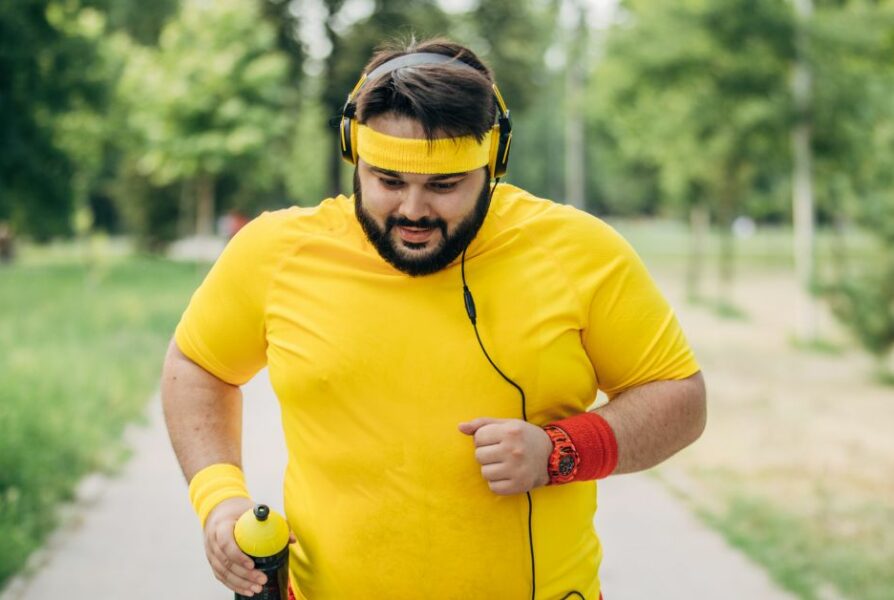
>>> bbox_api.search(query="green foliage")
[821,251,894,361]
[106,0,301,240]
[284,95,332,206]
[0,257,207,588]
[0,1,107,240]
[507,68,567,201]
[809,3,894,224]
[465,0,555,115]
[94,0,178,45]
[590,0,794,219]
[107,162,182,250]
[806,3,894,363]
[117,0,295,187]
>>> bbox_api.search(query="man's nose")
[397,186,431,222]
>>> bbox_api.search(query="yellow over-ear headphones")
[339,52,512,179]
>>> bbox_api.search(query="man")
[162,37,706,600]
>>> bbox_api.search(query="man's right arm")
[161,338,243,481]
[161,338,270,597]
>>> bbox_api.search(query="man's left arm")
[460,217,707,493]
[458,371,706,494]
[592,370,705,474]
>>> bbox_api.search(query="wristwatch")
[543,425,580,485]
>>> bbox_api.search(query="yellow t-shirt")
[175,183,699,600]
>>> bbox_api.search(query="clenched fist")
[458,417,553,495]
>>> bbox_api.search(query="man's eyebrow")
[370,167,468,181]
[428,172,468,181]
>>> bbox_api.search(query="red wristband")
[547,412,618,481]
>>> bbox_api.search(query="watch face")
[558,455,576,476]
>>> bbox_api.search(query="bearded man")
[162,37,706,600]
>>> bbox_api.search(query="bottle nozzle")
[254,504,269,521]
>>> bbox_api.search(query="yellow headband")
[356,124,495,174]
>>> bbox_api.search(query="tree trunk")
[564,0,587,210]
[791,0,819,342]
[195,172,215,237]
[178,179,193,239]
[718,218,735,311]
[716,174,737,312]
[687,202,709,302]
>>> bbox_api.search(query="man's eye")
[381,178,403,188]
[430,182,458,191]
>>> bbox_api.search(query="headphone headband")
[363,52,481,86]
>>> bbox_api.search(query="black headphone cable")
[460,180,585,600]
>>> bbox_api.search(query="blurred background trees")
[590,0,795,309]
[1,0,892,367]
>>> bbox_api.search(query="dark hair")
[355,36,497,144]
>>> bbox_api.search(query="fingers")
[487,479,520,495]
[482,468,533,495]
[457,417,502,436]
[205,527,267,597]
[480,462,510,481]
[471,423,505,447]
[474,444,503,465]
[207,547,264,596]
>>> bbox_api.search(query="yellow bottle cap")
[234,504,290,558]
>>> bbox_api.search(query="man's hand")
[203,497,297,597]
[458,417,553,495]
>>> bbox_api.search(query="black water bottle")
[234,504,290,600]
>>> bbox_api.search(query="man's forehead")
[366,114,436,139]
[369,165,469,181]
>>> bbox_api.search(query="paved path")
[1,371,796,600]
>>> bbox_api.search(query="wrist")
[188,463,251,528]
[543,412,618,484]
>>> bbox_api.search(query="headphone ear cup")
[488,125,500,179]
[490,127,511,179]
[340,116,357,165]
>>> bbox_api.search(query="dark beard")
[353,171,492,277]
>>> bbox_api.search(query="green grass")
[0,254,208,587]
[694,482,894,600]
[787,334,846,356]
[609,218,876,271]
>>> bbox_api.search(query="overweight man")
[161,36,706,600]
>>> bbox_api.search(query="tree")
[813,0,894,376]
[790,0,819,342]
[0,0,106,240]
[94,0,179,45]
[589,0,795,308]
[117,0,296,236]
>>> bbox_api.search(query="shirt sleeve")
[576,217,700,398]
[174,211,288,386]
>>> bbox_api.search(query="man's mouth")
[396,226,436,244]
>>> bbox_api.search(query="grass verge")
[692,476,894,600]
[0,256,207,588]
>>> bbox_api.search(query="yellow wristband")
[188,463,251,528]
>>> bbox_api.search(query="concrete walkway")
[1,371,795,600]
